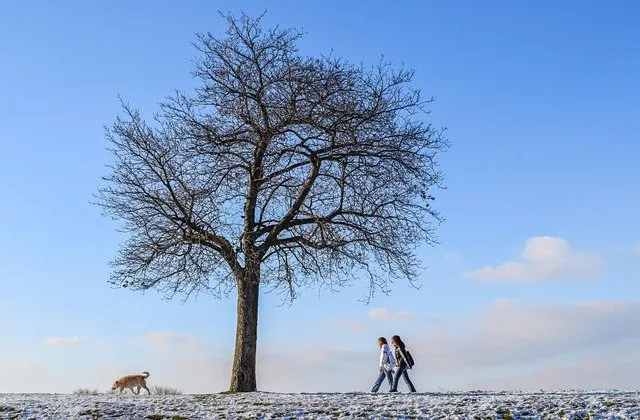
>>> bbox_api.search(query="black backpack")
[402,348,415,368]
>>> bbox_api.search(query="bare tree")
[95,12,448,392]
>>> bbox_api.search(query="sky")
[1,0,639,393]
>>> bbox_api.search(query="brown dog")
[111,371,151,395]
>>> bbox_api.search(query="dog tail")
[142,371,150,378]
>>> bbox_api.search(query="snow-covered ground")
[0,391,638,419]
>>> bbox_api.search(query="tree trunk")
[229,265,260,392]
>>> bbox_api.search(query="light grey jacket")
[379,343,396,371]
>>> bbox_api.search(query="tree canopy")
[96,12,448,391]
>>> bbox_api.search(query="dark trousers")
[389,364,416,392]
[371,369,394,392]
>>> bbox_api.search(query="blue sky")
[1,1,639,393]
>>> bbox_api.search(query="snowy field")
[1,391,639,419]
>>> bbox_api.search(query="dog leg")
[142,384,150,395]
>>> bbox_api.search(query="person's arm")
[379,345,387,370]
[398,346,411,370]
[387,346,396,367]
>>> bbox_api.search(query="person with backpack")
[370,337,396,392]
[389,334,417,392]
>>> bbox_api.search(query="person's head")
[377,337,388,347]
[391,335,404,347]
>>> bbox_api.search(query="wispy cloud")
[44,336,88,346]
[258,347,372,392]
[464,236,602,282]
[142,331,211,353]
[413,299,640,375]
[467,354,640,391]
[143,332,195,345]
[14,298,640,393]
[189,299,640,392]
[444,252,463,262]
[0,362,31,370]
[414,299,640,390]
[368,308,414,321]
[335,320,366,333]
[634,244,640,255]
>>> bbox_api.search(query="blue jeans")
[389,365,416,392]
[370,369,393,392]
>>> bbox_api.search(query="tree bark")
[229,264,260,392]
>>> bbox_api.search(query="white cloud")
[158,299,640,392]
[467,354,640,391]
[143,332,195,345]
[444,252,463,262]
[111,345,375,393]
[44,337,88,346]
[0,362,31,371]
[10,298,640,393]
[335,320,366,333]
[258,347,373,392]
[0,363,40,393]
[413,299,640,376]
[142,331,212,354]
[464,236,602,282]
[368,308,414,321]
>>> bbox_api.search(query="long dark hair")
[391,335,405,348]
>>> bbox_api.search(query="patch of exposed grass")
[153,385,183,395]
[78,405,101,420]
[73,388,100,395]
[0,407,18,420]
[145,415,187,420]
[495,407,513,420]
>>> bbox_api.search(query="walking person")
[389,335,417,392]
[370,337,396,392]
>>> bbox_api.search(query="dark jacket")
[395,344,408,367]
